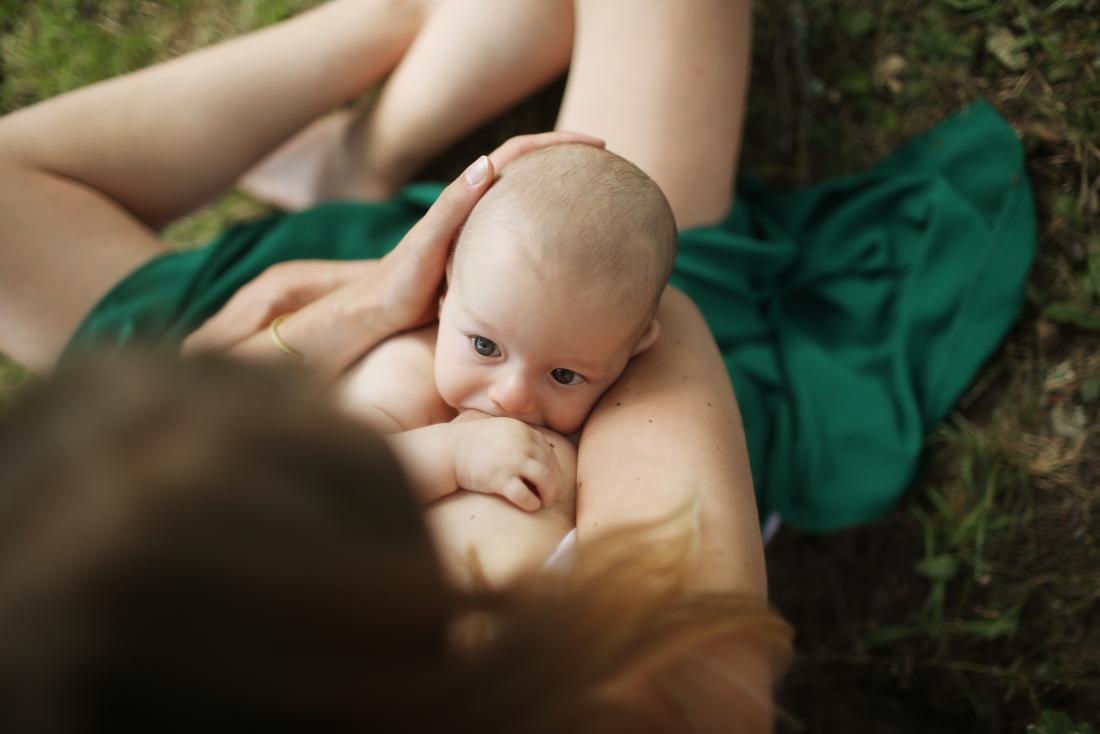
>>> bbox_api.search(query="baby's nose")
[487,374,538,417]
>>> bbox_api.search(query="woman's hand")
[187,131,604,377]
[357,131,608,337]
[182,260,378,355]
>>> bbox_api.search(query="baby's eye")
[470,335,500,357]
[550,368,586,386]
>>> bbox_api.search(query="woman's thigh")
[0,164,166,372]
[556,0,751,230]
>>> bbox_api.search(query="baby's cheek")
[433,360,464,410]
[432,341,463,409]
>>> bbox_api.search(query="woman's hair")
[0,354,790,733]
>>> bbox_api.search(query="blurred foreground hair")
[0,354,790,733]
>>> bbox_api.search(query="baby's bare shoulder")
[363,324,437,362]
[337,324,452,430]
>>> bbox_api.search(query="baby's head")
[435,143,677,435]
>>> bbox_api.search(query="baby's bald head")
[452,144,677,323]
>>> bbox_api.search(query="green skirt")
[66,100,1035,532]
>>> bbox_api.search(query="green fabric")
[65,99,1035,532]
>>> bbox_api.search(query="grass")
[745,0,1100,730]
[1,0,1098,731]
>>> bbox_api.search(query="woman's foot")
[239,109,399,211]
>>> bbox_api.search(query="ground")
[1,1,1097,731]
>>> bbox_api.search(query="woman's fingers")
[370,154,497,331]
[182,260,380,356]
[487,130,604,171]
[194,134,608,365]
[182,285,273,355]
[404,154,495,243]
[410,132,603,256]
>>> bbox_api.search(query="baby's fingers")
[502,477,542,513]
[522,458,559,508]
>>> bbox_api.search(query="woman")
[0,0,765,585]
[0,355,789,732]
[0,0,780,728]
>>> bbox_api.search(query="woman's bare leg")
[557,0,752,229]
[242,0,574,210]
[0,0,427,371]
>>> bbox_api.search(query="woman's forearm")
[576,287,766,598]
[0,0,422,230]
[229,283,401,380]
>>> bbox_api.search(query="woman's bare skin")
[321,0,762,596]
[241,0,575,210]
[0,0,771,726]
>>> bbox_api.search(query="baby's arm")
[389,413,572,511]
[338,331,572,512]
[424,412,578,589]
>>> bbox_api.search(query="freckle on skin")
[616,402,622,407]
[706,402,712,407]
[469,515,476,520]
[648,418,653,423]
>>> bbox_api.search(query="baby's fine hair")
[456,143,678,318]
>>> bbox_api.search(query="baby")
[340,143,676,530]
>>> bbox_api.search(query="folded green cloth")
[66,99,1035,532]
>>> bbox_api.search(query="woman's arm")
[577,287,766,598]
[576,287,773,730]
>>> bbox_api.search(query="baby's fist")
[453,416,564,512]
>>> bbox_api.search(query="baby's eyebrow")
[456,307,493,331]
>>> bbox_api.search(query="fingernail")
[463,155,488,186]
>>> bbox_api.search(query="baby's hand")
[453,416,568,512]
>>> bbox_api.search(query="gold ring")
[269,313,304,359]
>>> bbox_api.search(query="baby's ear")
[630,319,661,357]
